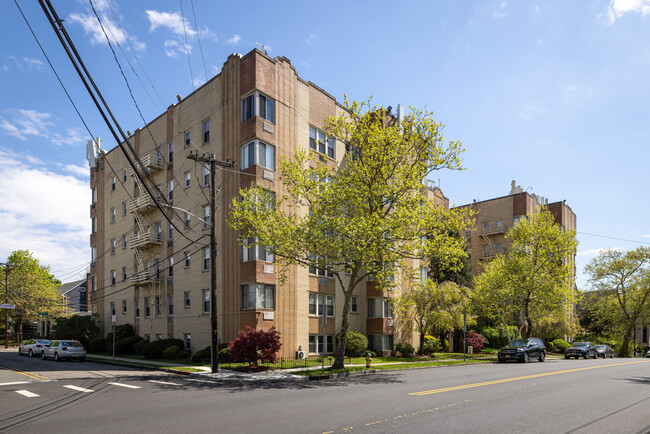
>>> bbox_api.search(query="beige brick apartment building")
[88,48,448,358]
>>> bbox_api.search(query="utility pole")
[1,263,13,349]
[187,152,235,373]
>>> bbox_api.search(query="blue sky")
[1,0,649,286]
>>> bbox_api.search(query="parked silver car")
[41,340,86,362]
[18,339,51,357]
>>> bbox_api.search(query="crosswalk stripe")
[0,381,30,386]
[108,382,141,389]
[16,390,39,398]
[148,380,180,386]
[64,385,94,393]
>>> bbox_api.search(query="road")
[1,349,650,433]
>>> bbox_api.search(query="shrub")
[192,346,211,363]
[162,345,180,360]
[133,340,147,355]
[471,326,519,349]
[176,350,189,360]
[142,339,185,359]
[106,324,136,353]
[229,326,282,366]
[89,337,107,353]
[115,336,143,355]
[336,330,368,356]
[422,336,441,355]
[218,347,230,362]
[552,339,571,353]
[547,341,555,352]
[364,350,378,357]
[462,332,485,353]
[395,342,414,357]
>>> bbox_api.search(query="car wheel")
[583,353,588,359]
[521,353,529,363]
[498,357,505,363]
[564,354,569,359]
[54,352,60,362]
[41,351,47,360]
[29,349,33,358]
[539,352,546,362]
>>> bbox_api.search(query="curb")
[309,369,377,380]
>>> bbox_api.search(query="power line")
[179,0,195,90]
[189,0,208,82]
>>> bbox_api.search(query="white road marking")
[108,382,141,389]
[64,385,94,393]
[148,380,180,386]
[16,390,39,398]
[0,381,30,386]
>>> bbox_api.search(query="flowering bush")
[462,332,485,353]
[229,326,282,366]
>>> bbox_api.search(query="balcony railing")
[481,248,507,259]
[129,230,162,249]
[129,195,156,214]
[128,153,163,176]
[480,225,508,235]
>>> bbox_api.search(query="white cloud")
[5,56,44,72]
[62,163,90,178]
[0,149,89,283]
[515,104,545,120]
[146,10,216,58]
[607,0,650,23]
[643,234,650,238]
[225,34,241,45]
[68,2,145,51]
[305,34,319,45]
[565,84,577,91]
[492,1,507,18]
[577,247,622,257]
[0,109,86,147]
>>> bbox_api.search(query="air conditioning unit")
[263,311,274,321]
[296,350,306,359]
[387,319,394,327]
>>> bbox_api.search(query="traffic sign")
[38,312,48,315]
[0,304,16,309]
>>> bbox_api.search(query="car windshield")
[36,340,50,344]
[62,341,82,347]
[572,342,588,347]
[508,339,528,347]
[595,345,606,349]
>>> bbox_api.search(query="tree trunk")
[619,323,635,357]
[331,288,354,370]
[418,328,425,356]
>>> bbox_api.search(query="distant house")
[56,279,89,315]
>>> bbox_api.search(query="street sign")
[0,304,16,309]
[38,312,48,315]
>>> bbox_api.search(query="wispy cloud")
[515,104,545,120]
[577,247,622,257]
[146,10,216,58]
[305,34,319,45]
[0,149,89,282]
[5,56,44,72]
[606,0,650,24]
[493,1,507,18]
[0,109,86,147]
[225,34,241,45]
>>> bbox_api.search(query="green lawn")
[294,358,492,376]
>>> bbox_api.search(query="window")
[91,247,97,262]
[309,255,333,278]
[110,270,116,285]
[308,293,334,317]
[155,333,162,341]
[122,235,128,249]
[168,222,174,240]
[155,259,161,281]
[309,126,335,159]
[202,206,210,229]
[122,169,127,182]
[184,172,191,188]
[309,335,334,354]
[202,165,210,187]
[155,295,161,317]
[144,334,150,342]
[184,291,191,308]
[185,131,191,147]
[91,187,97,204]
[122,266,127,281]
[184,212,191,228]
[202,289,210,314]
[111,176,116,191]
[241,140,275,171]
[513,216,522,225]
[420,267,427,282]
[135,299,139,318]
[122,300,127,314]
[168,257,174,278]
[203,120,210,143]
[203,248,210,270]
[367,298,393,318]
[241,92,275,123]
[91,218,96,233]
[110,302,115,316]
[168,295,174,316]
[168,142,173,162]
[90,275,96,292]
[110,239,116,255]
[241,284,275,309]
[482,222,490,230]
[350,296,358,313]
[122,201,127,216]
[168,180,174,201]
[110,208,116,223]
[495,219,502,228]
[241,237,274,262]
[368,335,394,352]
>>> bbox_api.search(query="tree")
[584,247,650,357]
[473,209,578,338]
[52,314,99,347]
[395,280,471,355]
[229,98,471,369]
[2,250,63,342]
[228,326,282,367]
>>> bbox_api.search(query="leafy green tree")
[2,250,63,342]
[473,209,578,338]
[52,314,99,347]
[229,98,471,369]
[584,246,650,357]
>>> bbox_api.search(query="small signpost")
[0,304,16,309]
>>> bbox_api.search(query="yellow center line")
[409,360,650,396]
[0,365,50,381]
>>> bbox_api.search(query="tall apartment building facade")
[88,48,448,357]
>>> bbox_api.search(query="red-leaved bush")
[228,326,282,366]
[462,332,485,353]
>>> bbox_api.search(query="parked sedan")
[18,339,51,357]
[498,338,546,363]
[595,345,614,358]
[565,342,597,359]
[41,340,86,362]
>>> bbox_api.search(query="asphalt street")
[1,349,650,433]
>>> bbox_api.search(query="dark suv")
[498,338,546,363]
[565,342,597,359]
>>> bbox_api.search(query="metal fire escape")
[480,221,507,259]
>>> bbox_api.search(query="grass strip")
[294,359,492,376]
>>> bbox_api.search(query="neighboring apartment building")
[88,48,447,357]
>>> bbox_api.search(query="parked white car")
[18,339,51,357]
[41,340,86,362]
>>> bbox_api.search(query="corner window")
[367,298,393,318]
[241,140,275,171]
[241,283,275,309]
[241,237,274,263]
[241,92,275,123]
[309,126,335,159]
